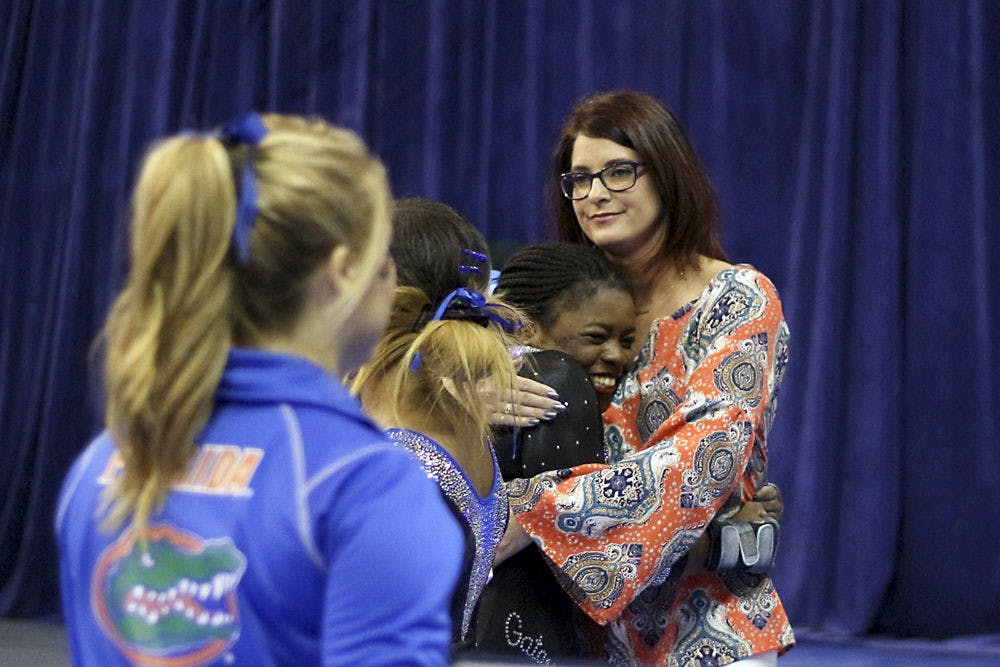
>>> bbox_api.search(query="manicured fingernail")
[548,391,561,400]
[552,402,567,413]
[543,411,559,419]
[528,418,541,425]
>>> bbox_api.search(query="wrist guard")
[705,518,779,573]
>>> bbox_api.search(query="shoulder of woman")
[711,263,782,300]
[683,264,786,340]
[735,265,784,306]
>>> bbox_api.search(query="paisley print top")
[510,265,795,665]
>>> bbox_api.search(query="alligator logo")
[90,524,246,666]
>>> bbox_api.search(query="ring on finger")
[503,402,513,415]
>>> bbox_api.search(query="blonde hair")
[352,287,520,444]
[99,114,390,539]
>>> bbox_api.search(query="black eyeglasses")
[559,161,644,200]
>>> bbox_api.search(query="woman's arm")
[493,507,533,566]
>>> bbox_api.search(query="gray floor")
[3,617,1000,666]
[0,618,70,667]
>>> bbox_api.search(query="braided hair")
[496,242,632,330]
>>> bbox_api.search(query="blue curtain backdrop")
[2,0,998,641]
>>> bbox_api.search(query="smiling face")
[569,134,665,260]
[533,285,637,412]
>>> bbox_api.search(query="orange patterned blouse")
[509,265,795,665]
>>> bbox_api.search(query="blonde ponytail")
[353,287,521,440]
[101,135,237,537]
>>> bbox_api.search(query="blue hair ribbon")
[408,287,522,370]
[429,288,519,330]
[219,113,268,263]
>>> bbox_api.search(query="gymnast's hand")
[738,482,783,522]
[478,375,566,428]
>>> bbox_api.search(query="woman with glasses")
[500,91,795,665]
[55,115,463,665]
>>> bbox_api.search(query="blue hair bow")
[409,287,522,370]
[429,288,520,330]
[219,113,267,263]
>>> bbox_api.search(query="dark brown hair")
[390,198,491,301]
[548,90,727,269]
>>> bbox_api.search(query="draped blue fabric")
[2,0,997,640]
